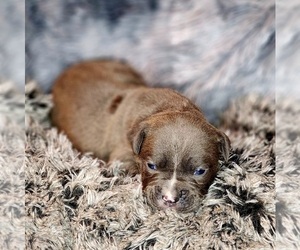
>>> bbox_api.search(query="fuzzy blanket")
[0,82,25,249]
[23,82,275,249]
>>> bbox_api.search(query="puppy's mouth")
[145,186,199,213]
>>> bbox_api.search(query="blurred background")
[0,0,24,91]
[24,0,275,122]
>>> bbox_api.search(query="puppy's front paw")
[101,160,138,177]
[107,148,139,177]
[118,159,139,177]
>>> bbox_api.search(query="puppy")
[51,59,231,213]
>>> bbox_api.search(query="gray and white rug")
[0,82,25,249]
[24,82,275,249]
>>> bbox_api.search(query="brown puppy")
[51,59,231,213]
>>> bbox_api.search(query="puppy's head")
[128,112,230,213]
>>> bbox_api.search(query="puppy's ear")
[217,132,231,162]
[127,122,148,155]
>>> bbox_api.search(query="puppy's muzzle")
[162,189,189,206]
[153,185,194,210]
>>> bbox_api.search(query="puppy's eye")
[147,163,157,170]
[193,168,206,176]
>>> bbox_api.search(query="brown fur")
[51,59,231,212]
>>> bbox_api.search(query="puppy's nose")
[162,195,179,203]
[162,189,189,204]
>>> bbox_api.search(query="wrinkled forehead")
[149,118,219,167]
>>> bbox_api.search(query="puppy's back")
[51,59,146,158]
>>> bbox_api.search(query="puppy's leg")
[105,146,139,177]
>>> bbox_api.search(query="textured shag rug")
[0,82,25,249]
[275,97,300,249]
[24,82,275,249]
